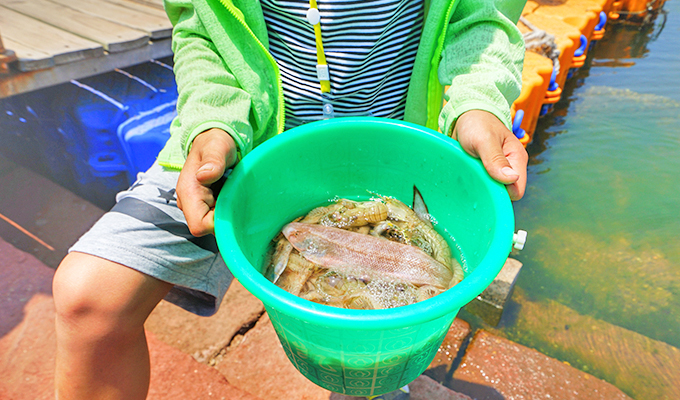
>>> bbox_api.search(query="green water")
[490,3,679,397]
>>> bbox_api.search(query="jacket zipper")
[161,161,185,170]
[433,0,456,67]
[426,0,456,129]
[216,0,286,134]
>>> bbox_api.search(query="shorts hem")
[68,240,217,295]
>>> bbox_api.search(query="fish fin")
[272,239,294,283]
[412,185,433,228]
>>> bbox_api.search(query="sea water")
[485,4,680,399]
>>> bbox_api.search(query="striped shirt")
[260,0,424,129]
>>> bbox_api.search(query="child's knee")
[53,253,142,337]
[54,253,100,318]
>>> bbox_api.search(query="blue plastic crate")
[0,58,178,209]
[117,100,177,182]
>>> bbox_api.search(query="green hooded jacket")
[158,0,526,169]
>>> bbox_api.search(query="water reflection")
[518,81,680,341]
[494,4,680,398]
[590,11,668,67]
[525,7,669,161]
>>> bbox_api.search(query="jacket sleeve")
[163,0,254,162]
[438,0,526,134]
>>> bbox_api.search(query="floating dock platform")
[0,0,669,156]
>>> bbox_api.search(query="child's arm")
[166,0,254,161]
[164,0,252,235]
[439,0,528,200]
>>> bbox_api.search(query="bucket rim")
[215,117,515,331]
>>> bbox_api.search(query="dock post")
[0,29,17,74]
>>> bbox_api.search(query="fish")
[301,199,388,228]
[282,222,453,289]
[269,237,294,283]
[376,190,453,270]
[275,252,318,296]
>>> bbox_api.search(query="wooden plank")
[0,0,149,53]
[103,0,170,21]
[0,6,103,70]
[127,0,165,11]
[1,37,54,71]
[47,0,172,40]
[0,38,172,98]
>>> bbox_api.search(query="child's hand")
[452,110,528,201]
[177,128,238,236]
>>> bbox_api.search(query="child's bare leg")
[53,251,174,400]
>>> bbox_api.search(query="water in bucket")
[265,191,465,310]
[214,117,514,396]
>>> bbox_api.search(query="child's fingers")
[476,136,528,201]
[177,163,216,237]
[193,129,237,185]
[454,110,528,201]
[475,138,520,185]
[177,129,238,236]
[504,140,528,200]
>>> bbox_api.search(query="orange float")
[591,12,608,42]
[518,12,583,96]
[615,0,667,23]
[511,51,553,145]
[511,109,533,146]
[530,0,604,52]
[541,67,563,116]
[609,0,623,19]
[567,35,588,78]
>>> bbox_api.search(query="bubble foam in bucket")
[214,117,514,396]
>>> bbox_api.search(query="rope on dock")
[520,16,561,76]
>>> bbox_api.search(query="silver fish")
[282,222,453,289]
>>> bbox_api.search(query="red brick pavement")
[0,215,636,400]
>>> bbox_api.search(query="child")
[53,0,528,398]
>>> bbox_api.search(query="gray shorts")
[69,162,233,316]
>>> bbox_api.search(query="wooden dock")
[0,0,173,98]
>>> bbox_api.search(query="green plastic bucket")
[214,117,514,396]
